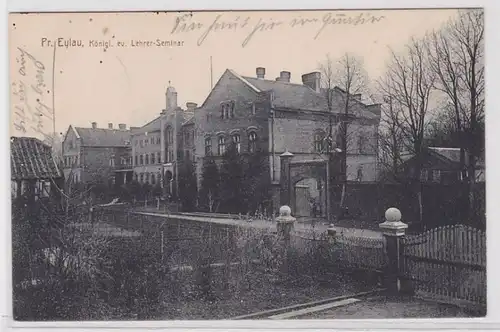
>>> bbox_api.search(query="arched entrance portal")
[279,151,328,218]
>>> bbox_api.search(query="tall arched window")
[139,155,144,165]
[218,136,226,155]
[205,137,212,155]
[248,132,257,153]
[151,153,155,164]
[314,130,325,152]
[151,173,156,185]
[166,127,173,145]
[145,154,149,165]
[232,134,241,153]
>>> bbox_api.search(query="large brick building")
[193,67,381,216]
[62,122,133,187]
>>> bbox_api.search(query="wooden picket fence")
[401,224,486,312]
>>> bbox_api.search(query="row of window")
[134,152,162,166]
[109,156,132,167]
[135,171,161,185]
[312,130,371,154]
[64,155,80,167]
[421,169,441,182]
[205,132,258,155]
[135,136,161,148]
[207,101,256,122]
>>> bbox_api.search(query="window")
[151,153,156,164]
[150,137,154,145]
[139,155,144,165]
[166,127,173,145]
[205,137,212,155]
[248,132,257,153]
[151,174,156,185]
[432,170,441,183]
[358,134,369,154]
[157,152,161,164]
[156,136,161,144]
[145,138,149,147]
[314,131,325,153]
[140,139,144,148]
[232,134,241,153]
[220,101,235,119]
[145,154,149,165]
[134,155,138,166]
[139,173,144,183]
[251,103,256,115]
[186,150,191,161]
[109,155,115,167]
[218,136,226,155]
[420,169,428,182]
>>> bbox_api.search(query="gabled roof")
[11,136,63,180]
[206,69,378,119]
[74,127,131,147]
[242,75,327,112]
[428,147,462,164]
[132,116,162,135]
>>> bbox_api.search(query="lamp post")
[323,138,342,224]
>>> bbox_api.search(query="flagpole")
[210,56,213,90]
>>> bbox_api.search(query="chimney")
[256,67,266,79]
[118,123,127,130]
[91,122,97,129]
[302,72,321,93]
[186,102,198,111]
[277,71,291,83]
[108,123,113,129]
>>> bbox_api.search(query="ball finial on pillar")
[385,207,402,222]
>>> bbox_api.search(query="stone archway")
[279,151,327,217]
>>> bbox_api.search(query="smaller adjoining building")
[11,136,64,204]
[62,122,133,188]
[401,147,485,184]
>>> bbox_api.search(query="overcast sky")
[9,9,459,139]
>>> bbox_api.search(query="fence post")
[379,207,408,295]
[276,205,296,246]
[327,224,337,244]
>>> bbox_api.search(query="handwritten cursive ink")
[197,15,251,46]
[314,12,386,40]
[12,47,53,137]
[289,17,319,28]
[241,18,283,48]
[171,14,204,34]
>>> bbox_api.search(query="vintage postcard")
[8,8,486,323]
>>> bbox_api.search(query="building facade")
[130,85,196,199]
[193,67,381,215]
[62,122,133,187]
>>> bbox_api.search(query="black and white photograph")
[8,7,487,323]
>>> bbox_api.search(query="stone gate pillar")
[279,151,294,207]
[379,207,408,295]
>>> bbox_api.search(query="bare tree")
[319,53,370,212]
[379,37,436,224]
[427,9,485,221]
[376,93,407,182]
